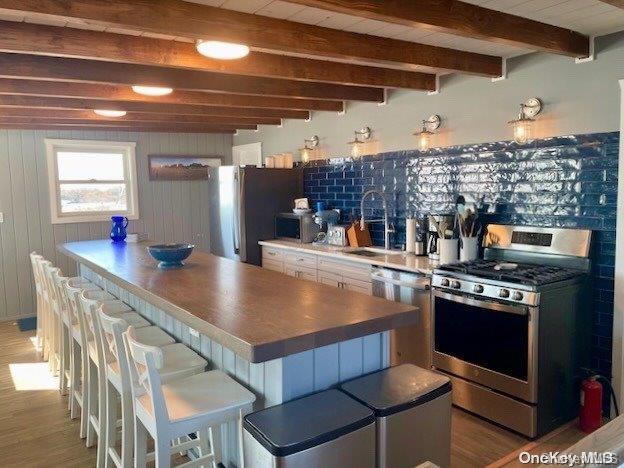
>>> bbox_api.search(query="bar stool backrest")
[43,264,62,314]
[99,306,133,387]
[124,326,168,423]
[29,252,43,295]
[39,260,53,303]
[65,282,101,349]
[51,269,72,324]
[79,290,117,355]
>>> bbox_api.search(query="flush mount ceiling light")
[413,115,441,152]
[347,127,372,158]
[508,98,542,144]
[196,40,250,60]
[93,109,127,118]
[299,135,319,163]
[131,85,174,96]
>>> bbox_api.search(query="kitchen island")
[58,240,418,465]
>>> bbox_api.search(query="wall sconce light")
[347,127,372,158]
[413,115,441,151]
[508,98,542,144]
[299,135,319,163]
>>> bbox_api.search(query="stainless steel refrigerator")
[208,166,303,265]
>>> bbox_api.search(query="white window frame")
[45,139,140,224]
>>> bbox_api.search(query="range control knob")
[473,284,484,294]
[451,280,461,290]
[512,291,524,301]
[499,289,510,298]
[441,278,450,287]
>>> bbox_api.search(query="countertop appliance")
[371,267,432,368]
[327,225,349,247]
[275,212,320,244]
[208,166,303,266]
[431,224,592,438]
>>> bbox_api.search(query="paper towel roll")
[406,218,417,253]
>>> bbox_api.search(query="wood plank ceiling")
[0,0,616,133]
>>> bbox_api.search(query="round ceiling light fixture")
[196,40,250,60]
[131,85,174,96]
[93,109,127,118]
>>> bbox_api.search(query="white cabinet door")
[262,258,284,273]
[343,277,373,295]
[285,265,317,282]
[318,270,342,288]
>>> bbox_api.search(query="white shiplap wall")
[0,129,232,321]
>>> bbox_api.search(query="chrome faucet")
[360,189,395,250]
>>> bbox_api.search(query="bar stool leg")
[120,390,134,467]
[86,358,98,447]
[210,425,223,468]
[154,434,171,468]
[134,419,148,468]
[104,381,118,468]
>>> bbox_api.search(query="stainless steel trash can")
[243,389,376,468]
[340,364,452,468]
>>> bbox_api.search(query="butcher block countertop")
[58,240,417,363]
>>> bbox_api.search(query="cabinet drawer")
[318,270,341,286]
[262,258,284,273]
[284,251,317,269]
[317,257,371,282]
[285,265,317,282]
[262,246,285,261]
[344,277,372,295]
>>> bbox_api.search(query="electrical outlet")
[189,327,200,338]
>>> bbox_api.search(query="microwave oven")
[275,213,320,243]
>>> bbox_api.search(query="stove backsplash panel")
[302,132,618,377]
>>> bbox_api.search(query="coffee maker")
[427,215,454,260]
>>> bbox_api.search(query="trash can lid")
[340,364,452,417]
[243,389,375,457]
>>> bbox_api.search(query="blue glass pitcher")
[110,216,129,243]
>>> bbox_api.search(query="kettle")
[427,231,440,260]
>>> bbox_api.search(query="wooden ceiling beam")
[0,116,256,131]
[0,53,384,102]
[0,92,309,120]
[0,123,236,134]
[0,78,340,112]
[0,107,282,126]
[0,0,502,76]
[598,0,624,8]
[287,0,589,57]
[0,20,435,91]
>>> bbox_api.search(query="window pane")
[57,151,125,181]
[59,183,127,214]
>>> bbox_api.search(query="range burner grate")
[438,260,583,286]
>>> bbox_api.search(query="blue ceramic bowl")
[147,243,194,269]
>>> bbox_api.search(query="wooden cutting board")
[347,221,372,247]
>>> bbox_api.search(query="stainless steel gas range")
[431,224,592,438]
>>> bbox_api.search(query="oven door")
[432,289,538,403]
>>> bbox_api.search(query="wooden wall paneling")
[7,130,33,315]
[0,129,232,320]
[0,130,11,318]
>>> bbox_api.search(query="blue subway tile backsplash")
[302,131,619,378]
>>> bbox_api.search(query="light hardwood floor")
[0,321,586,468]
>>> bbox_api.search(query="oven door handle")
[434,290,529,316]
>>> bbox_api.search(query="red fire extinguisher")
[580,376,602,433]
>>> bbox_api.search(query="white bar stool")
[79,292,175,467]
[51,269,93,395]
[29,252,45,357]
[42,262,64,375]
[125,326,256,468]
[38,259,54,362]
[65,280,103,437]
[99,305,208,467]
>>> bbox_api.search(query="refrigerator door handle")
[232,170,241,254]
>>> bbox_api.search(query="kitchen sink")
[345,248,403,258]
[345,249,384,257]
